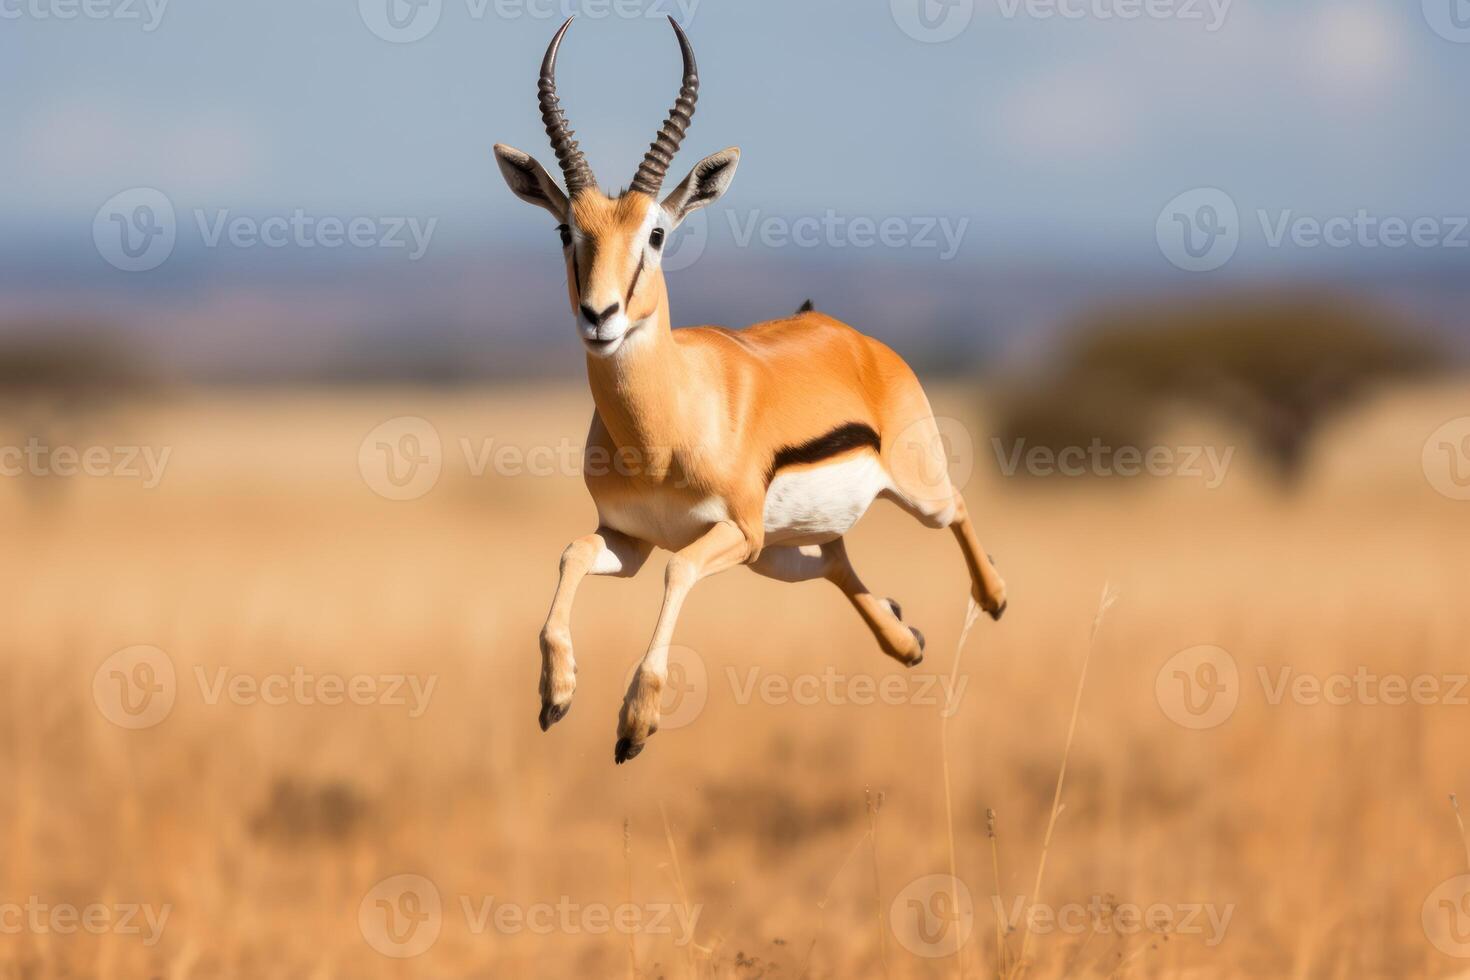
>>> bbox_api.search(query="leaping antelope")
[493,17,1008,764]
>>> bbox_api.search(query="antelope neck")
[584,299,685,455]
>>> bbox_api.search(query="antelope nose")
[580,302,620,328]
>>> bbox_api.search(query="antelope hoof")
[615,668,663,765]
[977,556,1008,621]
[539,700,570,731]
[973,580,1008,622]
[909,626,926,661]
[614,737,645,764]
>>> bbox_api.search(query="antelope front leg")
[615,521,750,764]
[540,527,652,731]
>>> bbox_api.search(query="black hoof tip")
[614,737,644,764]
[539,701,569,731]
[990,600,1007,622]
[885,597,904,621]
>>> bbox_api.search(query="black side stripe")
[766,422,881,484]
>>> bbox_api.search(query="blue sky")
[4,0,1468,260]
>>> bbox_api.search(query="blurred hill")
[1,238,1466,384]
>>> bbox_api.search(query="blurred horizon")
[4,0,1467,382]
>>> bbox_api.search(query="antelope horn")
[539,17,597,196]
[628,17,698,198]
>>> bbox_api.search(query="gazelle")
[493,17,1008,764]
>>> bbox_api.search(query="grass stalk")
[1014,583,1117,977]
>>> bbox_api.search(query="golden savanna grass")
[2,382,1469,978]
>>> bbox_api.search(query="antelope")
[493,16,1008,764]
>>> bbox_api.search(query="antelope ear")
[661,147,739,226]
[494,143,569,221]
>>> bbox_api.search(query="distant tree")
[993,293,1441,485]
[0,324,149,504]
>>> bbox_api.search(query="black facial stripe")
[765,423,882,484]
[625,253,645,310]
[570,249,584,298]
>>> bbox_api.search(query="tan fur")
[529,189,1007,760]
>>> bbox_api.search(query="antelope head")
[494,17,739,358]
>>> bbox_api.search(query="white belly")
[597,492,731,553]
[762,453,890,546]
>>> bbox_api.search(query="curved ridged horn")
[539,17,597,196]
[628,17,698,198]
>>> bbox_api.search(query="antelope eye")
[557,224,572,248]
[648,227,665,250]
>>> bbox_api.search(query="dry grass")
[2,381,1469,978]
